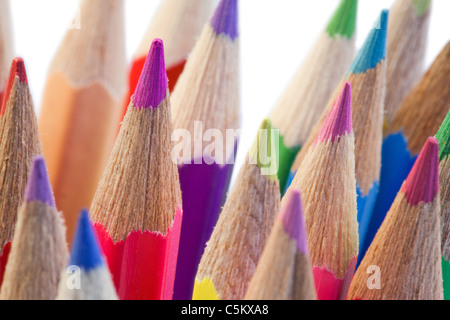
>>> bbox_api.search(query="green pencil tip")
[326,0,358,39]
[249,119,279,181]
[436,110,450,161]
[412,0,432,16]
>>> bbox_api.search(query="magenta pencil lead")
[133,39,168,109]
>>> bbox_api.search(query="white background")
[8,0,450,186]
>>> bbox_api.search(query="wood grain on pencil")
[0,0,13,103]
[285,83,358,300]
[90,39,183,300]
[0,58,42,284]
[384,0,431,126]
[244,189,316,300]
[38,0,127,244]
[348,138,443,300]
[0,157,68,300]
[194,119,280,300]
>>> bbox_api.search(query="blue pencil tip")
[69,209,104,271]
[348,10,388,74]
[210,0,238,40]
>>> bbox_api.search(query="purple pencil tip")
[132,39,168,109]
[210,0,238,40]
[280,189,309,255]
[25,156,55,207]
[401,137,440,205]
[315,82,353,144]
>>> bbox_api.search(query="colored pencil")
[193,119,280,300]
[0,0,13,103]
[170,0,240,300]
[119,0,215,125]
[57,210,118,300]
[244,189,317,300]
[435,111,450,300]
[90,39,183,300]
[347,137,443,300]
[289,11,388,261]
[0,156,68,300]
[364,41,450,258]
[38,0,127,244]
[285,82,358,300]
[0,58,42,286]
[384,0,432,126]
[270,0,357,192]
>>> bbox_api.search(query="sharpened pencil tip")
[348,10,388,74]
[132,39,168,109]
[326,0,358,39]
[436,110,450,161]
[69,209,104,270]
[401,137,439,205]
[412,0,432,16]
[25,156,55,208]
[315,82,353,144]
[1,58,29,115]
[280,189,309,255]
[210,0,238,40]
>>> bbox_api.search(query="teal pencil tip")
[348,9,388,75]
[326,0,358,39]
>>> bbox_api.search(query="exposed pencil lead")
[348,10,388,74]
[1,57,28,115]
[210,0,238,40]
[435,110,450,161]
[25,156,55,208]
[69,210,104,271]
[279,189,309,255]
[412,0,432,16]
[326,0,358,39]
[401,137,439,205]
[315,82,353,144]
[132,39,168,109]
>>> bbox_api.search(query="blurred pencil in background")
[119,0,216,126]
[365,41,450,258]
[348,138,443,300]
[194,119,280,300]
[244,189,316,300]
[435,111,450,300]
[270,0,357,193]
[0,0,13,103]
[0,58,42,286]
[57,210,117,300]
[171,0,240,300]
[285,82,358,300]
[384,0,432,126]
[290,11,388,262]
[90,39,183,300]
[0,156,68,300]
[38,0,127,244]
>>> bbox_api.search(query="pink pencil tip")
[315,82,353,145]
[401,137,440,205]
[280,189,309,255]
[132,39,168,109]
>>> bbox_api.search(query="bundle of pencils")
[364,41,450,257]
[39,0,127,243]
[0,58,42,286]
[285,82,358,300]
[289,10,388,261]
[170,0,241,300]
[119,0,215,126]
[193,119,280,300]
[90,39,183,300]
[348,138,443,300]
[270,0,358,192]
